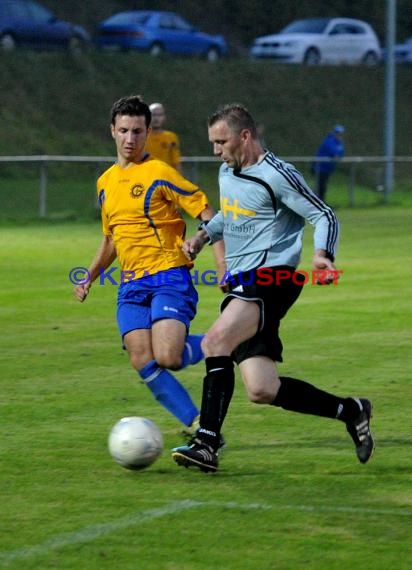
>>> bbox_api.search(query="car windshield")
[281,18,330,34]
[105,12,150,25]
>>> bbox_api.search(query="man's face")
[111,114,150,163]
[208,120,247,170]
[150,107,166,129]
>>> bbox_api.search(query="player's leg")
[150,318,204,435]
[317,171,330,201]
[239,355,280,403]
[240,355,350,416]
[238,357,374,464]
[241,270,374,463]
[271,375,374,463]
[151,318,187,369]
[125,327,199,428]
[172,297,260,471]
[151,318,203,370]
[148,272,204,429]
[181,333,205,367]
[124,328,154,370]
[152,267,205,370]
[118,275,199,429]
[198,296,260,442]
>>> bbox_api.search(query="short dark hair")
[208,103,257,137]
[110,95,151,127]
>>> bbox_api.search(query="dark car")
[0,0,90,52]
[382,37,412,65]
[95,10,227,62]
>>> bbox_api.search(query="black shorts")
[221,266,305,364]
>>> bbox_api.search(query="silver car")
[250,17,381,65]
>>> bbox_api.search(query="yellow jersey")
[145,130,181,170]
[97,156,208,278]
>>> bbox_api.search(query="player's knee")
[201,330,226,356]
[155,350,182,371]
[129,352,149,371]
[127,344,154,371]
[247,387,275,404]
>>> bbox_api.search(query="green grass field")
[1,207,411,569]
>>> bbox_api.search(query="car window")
[281,18,330,34]
[2,1,30,18]
[329,24,343,35]
[171,15,192,31]
[347,24,366,35]
[158,14,175,29]
[130,12,150,25]
[329,23,366,36]
[158,14,191,31]
[329,24,348,35]
[105,12,149,25]
[25,1,53,22]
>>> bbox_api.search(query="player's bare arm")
[74,235,117,302]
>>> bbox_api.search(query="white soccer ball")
[108,416,163,470]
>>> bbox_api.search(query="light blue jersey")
[206,151,339,275]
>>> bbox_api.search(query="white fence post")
[348,163,356,208]
[39,161,48,218]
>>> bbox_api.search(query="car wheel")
[362,51,379,66]
[149,43,164,56]
[303,48,321,65]
[68,36,85,54]
[206,47,220,62]
[0,33,16,51]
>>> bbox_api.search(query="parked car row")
[0,1,227,60]
[1,2,411,67]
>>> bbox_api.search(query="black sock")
[272,376,360,421]
[198,356,234,450]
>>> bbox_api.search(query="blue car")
[0,0,90,52]
[95,10,227,62]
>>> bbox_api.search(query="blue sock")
[138,360,199,426]
[180,334,204,369]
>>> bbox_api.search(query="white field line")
[1,500,411,563]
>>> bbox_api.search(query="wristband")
[197,220,209,231]
[197,220,211,244]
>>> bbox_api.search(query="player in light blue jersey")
[172,103,374,472]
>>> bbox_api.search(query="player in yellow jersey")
[74,95,225,434]
[146,102,182,172]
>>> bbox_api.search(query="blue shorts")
[117,266,198,339]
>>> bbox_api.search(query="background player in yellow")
[74,95,225,434]
[146,102,182,172]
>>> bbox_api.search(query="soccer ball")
[108,416,163,470]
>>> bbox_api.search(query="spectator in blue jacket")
[312,125,345,201]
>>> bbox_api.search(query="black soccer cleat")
[172,437,218,473]
[181,420,226,451]
[346,398,375,464]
